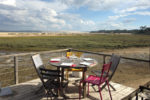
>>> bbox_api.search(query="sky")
[0,0,150,32]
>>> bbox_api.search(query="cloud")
[0,0,98,31]
[16,0,68,12]
[80,19,95,25]
[0,0,68,31]
[134,11,150,16]
[108,14,129,20]
[109,10,150,21]
[117,6,150,13]
[106,0,150,30]
[86,0,122,11]
[57,13,96,31]
[0,0,150,31]
[122,18,136,24]
[61,0,122,11]
[0,0,16,6]
[96,20,137,30]
[114,0,150,13]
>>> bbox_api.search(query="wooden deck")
[0,78,135,100]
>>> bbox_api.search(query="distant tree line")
[90,26,150,35]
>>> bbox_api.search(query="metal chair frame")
[79,62,112,100]
[92,54,120,91]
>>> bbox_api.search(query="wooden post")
[14,56,18,84]
[149,47,150,68]
[83,67,87,98]
[103,55,106,64]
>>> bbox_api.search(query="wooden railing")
[69,48,150,63]
[0,49,68,85]
[0,48,149,86]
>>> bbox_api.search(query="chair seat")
[85,75,107,85]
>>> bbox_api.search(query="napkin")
[50,58,61,63]
[61,62,73,66]
[80,62,92,66]
[71,64,76,67]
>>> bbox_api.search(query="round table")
[49,57,97,98]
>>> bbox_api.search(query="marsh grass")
[0,34,150,51]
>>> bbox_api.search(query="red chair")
[79,62,112,100]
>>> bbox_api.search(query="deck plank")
[0,78,135,100]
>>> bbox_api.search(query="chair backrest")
[108,54,121,80]
[31,54,44,82]
[100,62,112,83]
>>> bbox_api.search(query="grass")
[0,34,150,52]
[0,34,150,88]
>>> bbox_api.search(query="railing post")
[67,48,72,52]
[149,47,150,68]
[14,56,18,84]
[103,55,106,64]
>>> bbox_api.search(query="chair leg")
[135,92,138,100]
[98,86,103,100]
[106,81,112,100]
[66,70,69,80]
[94,82,116,92]
[109,83,116,91]
[88,83,90,96]
[79,81,82,100]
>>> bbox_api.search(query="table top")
[49,56,97,69]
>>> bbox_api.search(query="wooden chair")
[65,51,83,79]
[92,54,121,91]
[122,81,150,100]
[79,62,112,100]
[32,54,61,99]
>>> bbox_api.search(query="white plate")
[80,62,92,66]
[61,62,73,66]
[50,58,61,61]
[82,58,93,61]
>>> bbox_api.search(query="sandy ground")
[104,47,150,60]
[107,47,149,54]
[0,32,89,37]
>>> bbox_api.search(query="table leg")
[61,68,67,98]
[61,68,64,84]
[57,67,61,96]
[83,67,87,98]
